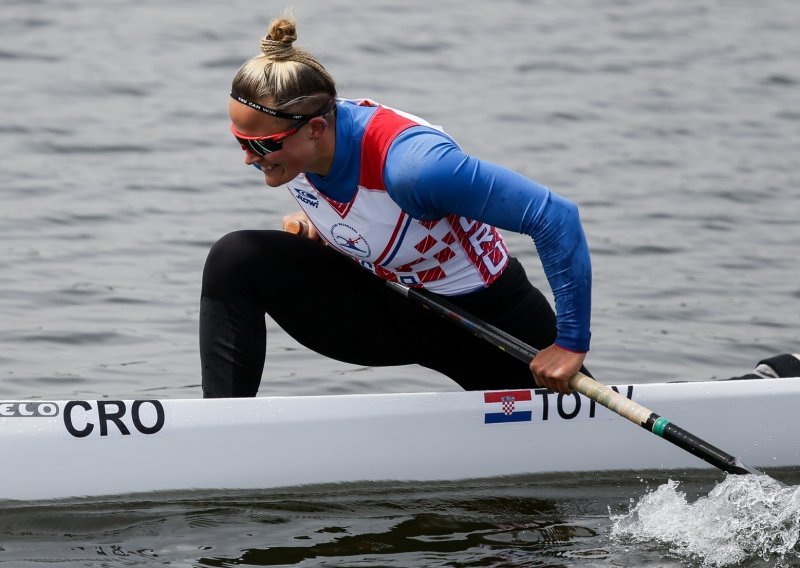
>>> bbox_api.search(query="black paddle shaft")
[387,281,772,479]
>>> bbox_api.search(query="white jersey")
[287,100,509,296]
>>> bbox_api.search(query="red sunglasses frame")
[230,99,336,156]
[230,120,308,156]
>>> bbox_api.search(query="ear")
[308,117,328,139]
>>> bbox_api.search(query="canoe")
[2,362,800,501]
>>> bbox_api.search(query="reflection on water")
[0,474,690,566]
[2,471,797,566]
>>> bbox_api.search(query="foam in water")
[609,475,800,566]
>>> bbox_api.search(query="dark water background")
[2,0,799,565]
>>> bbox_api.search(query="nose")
[243,148,262,166]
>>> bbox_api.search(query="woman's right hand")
[282,211,320,241]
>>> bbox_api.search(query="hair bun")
[260,17,297,60]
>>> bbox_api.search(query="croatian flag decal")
[484,390,533,424]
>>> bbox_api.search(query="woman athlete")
[200,15,592,398]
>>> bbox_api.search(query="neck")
[309,113,337,177]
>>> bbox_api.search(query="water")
[1,0,799,565]
[1,472,799,567]
[611,474,800,566]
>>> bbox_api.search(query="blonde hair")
[231,14,336,115]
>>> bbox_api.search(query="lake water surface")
[2,0,799,565]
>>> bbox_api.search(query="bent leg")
[201,230,426,397]
[200,231,566,396]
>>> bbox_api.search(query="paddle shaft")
[387,281,766,477]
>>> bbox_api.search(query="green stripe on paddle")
[388,281,775,480]
[652,416,670,437]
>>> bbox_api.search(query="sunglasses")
[230,98,336,156]
[230,120,309,156]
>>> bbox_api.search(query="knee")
[205,230,257,272]
[202,230,271,296]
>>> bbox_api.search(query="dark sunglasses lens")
[251,138,282,155]
[236,137,282,156]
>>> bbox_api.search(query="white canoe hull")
[2,377,799,501]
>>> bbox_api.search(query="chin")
[263,171,288,187]
[263,166,297,187]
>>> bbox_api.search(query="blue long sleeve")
[383,127,591,352]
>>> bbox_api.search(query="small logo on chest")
[330,223,372,258]
[291,188,319,208]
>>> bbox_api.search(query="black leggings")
[200,230,560,397]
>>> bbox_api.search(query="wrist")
[554,343,588,355]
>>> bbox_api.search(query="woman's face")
[228,98,322,187]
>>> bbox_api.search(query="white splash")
[609,475,800,566]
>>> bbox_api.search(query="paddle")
[386,280,772,479]
[284,218,770,478]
